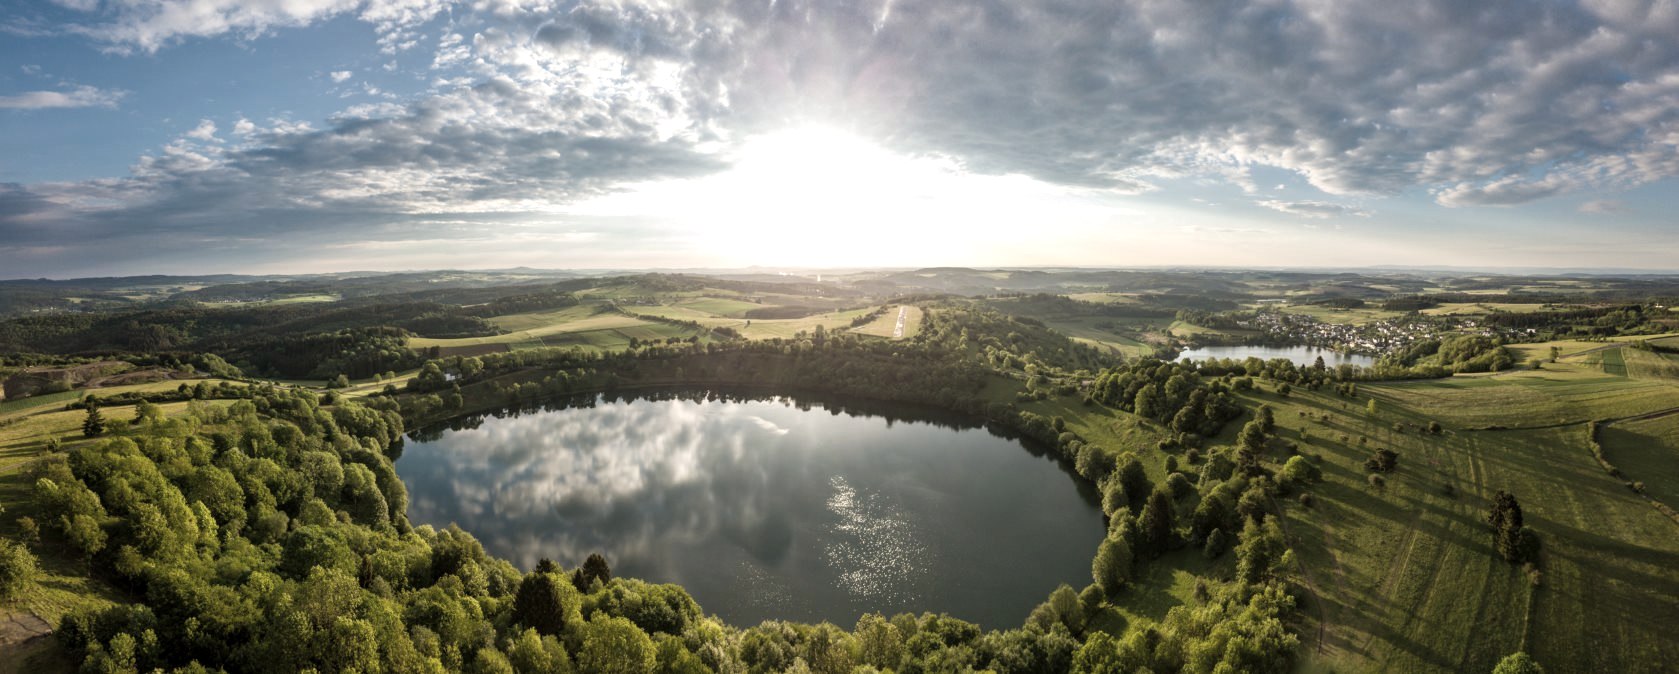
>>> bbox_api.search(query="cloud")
[60,0,451,54]
[1256,200,1371,219]
[184,119,218,141]
[1578,199,1627,214]
[0,84,123,110]
[14,0,1679,274]
[324,0,1677,212]
[330,70,354,83]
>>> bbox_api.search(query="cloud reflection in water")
[397,392,1102,628]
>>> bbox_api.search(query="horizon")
[12,261,1679,284]
[5,1,1679,275]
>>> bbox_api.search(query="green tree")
[575,552,612,591]
[1492,651,1545,674]
[82,406,106,438]
[132,401,163,425]
[1487,491,1536,563]
[61,513,106,561]
[0,537,38,600]
[506,628,573,674]
[1091,536,1132,597]
[578,614,657,674]
[513,569,578,636]
[855,613,905,672]
[1114,456,1151,513]
[1137,487,1176,558]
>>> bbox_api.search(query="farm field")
[1038,316,1158,357]
[410,305,709,353]
[1419,302,1562,316]
[1599,414,1679,506]
[1281,304,1405,325]
[1364,367,1679,428]
[1221,375,1679,673]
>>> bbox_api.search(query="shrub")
[1364,448,1398,473]
[1367,473,1386,489]
[1493,651,1545,674]
[0,537,38,600]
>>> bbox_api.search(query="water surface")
[397,391,1104,628]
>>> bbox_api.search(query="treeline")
[0,292,584,379]
[1478,304,1654,335]
[401,328,994,424]
[1375,335,1515,375]
[991,294,1178,319]
[918,301,1117,375]
[65,380,257,410]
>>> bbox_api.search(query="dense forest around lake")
[3,268,1678,673]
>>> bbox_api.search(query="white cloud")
[0,84,123,110]
[1579,199,1627,214]
[1256,200,1372,219]
[184,119,218,141]
[61,0,452,54]
[330,70,354,83]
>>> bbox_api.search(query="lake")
[1174,344,1376,368]
[397,390,1105,629]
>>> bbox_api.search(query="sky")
[2,0,1678,278]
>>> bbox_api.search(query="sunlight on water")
[823,476,930,604]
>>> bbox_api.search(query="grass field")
[1366,366,1679,428]
[849,305,924,339]
[1167,320,1256,339]
[410,305,709,352]
[1282,305,1406,325]
[1213,374,1679,673]
[1599,414,1679,506]
[1038,317,1157,358]
[1420,302,1563,316]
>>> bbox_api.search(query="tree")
[1235,518,1286,584]
[575,552,612,591]
[1114,456,1151,513]
[1366,398,1378,416]
[0,537,38,600]
[1487,491,1536,563]
[1364,448,1398,473]
[82,406,106,438]
[1493,651,1545,674]
[513,569,577,636]
[1137,488,1176,558]
[1202,528,1229,559]
[578,614,657,674]
[855,613,905,671]
[1091,536,1132,597]
[132,401,163,425]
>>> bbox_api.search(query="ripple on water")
[823,476,930,606]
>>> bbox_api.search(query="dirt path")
[1269,498,1332,654]
[0,611,51,649]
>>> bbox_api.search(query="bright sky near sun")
[2,0,1678,277]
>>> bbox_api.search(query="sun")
[565,125,1130,268]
